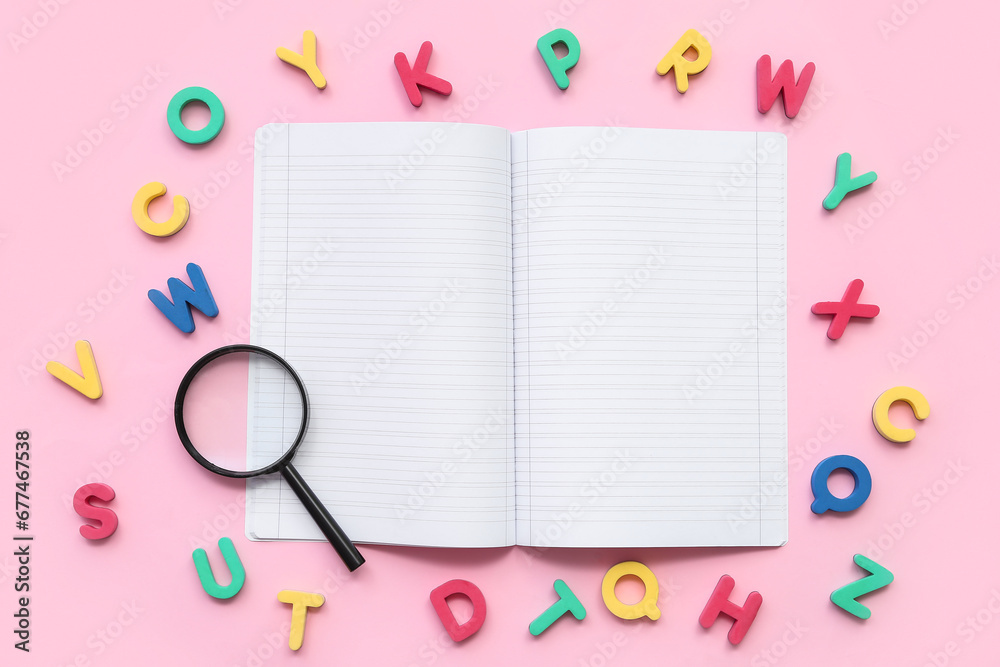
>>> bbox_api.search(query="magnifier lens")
[178,351,303,475]
[176,344,364,572]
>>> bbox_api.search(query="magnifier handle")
[281,464,365,572]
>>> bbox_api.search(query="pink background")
[3,0,997,664]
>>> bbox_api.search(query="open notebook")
[246,122,787,549]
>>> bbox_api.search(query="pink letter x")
[811,279,879,340]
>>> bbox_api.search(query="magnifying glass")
[174,344,365,572]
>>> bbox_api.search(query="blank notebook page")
[247,123,514,548]
[512,127,787,547]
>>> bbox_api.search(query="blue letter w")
[148,263,219,333]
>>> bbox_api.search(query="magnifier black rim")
[174,344,309,479]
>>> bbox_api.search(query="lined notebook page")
[512,127,787,547]
[247,122,515,548]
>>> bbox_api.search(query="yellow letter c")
[132,181,189,237]
[872,386,930,443]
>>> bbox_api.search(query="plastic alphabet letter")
[699,575,762,645]
[872,386,929,443]
[656,29,712,93]
[148,263,219,333]
[810,455,872,514]
[822,152,877,210]
[394,41,452,107]
[601,561,662,620]
[537,28,581,90]
[73,483,118,540]
[166,86,225,145]
[192,537,246,599]
[278,590,325,650]
[528,579,586,636]
[831,554,893,620]
[276,30,327,89]
[46,340,103,400]
[756,55,816,118]
[810,279,879,340]
[430,579,487,641]
[131,181,190,237]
